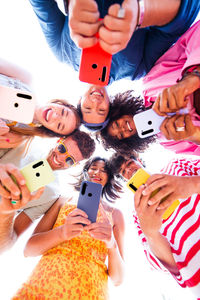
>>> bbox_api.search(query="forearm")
[141,0,181,27]
[146,232,179,275]
[24,226,64,257]
[107,241,125,286]
[0,58,32,85]
[0,211,17,253]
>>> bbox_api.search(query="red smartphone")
[79,31,112,86]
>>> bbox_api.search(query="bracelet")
[136,0,145,30]
[181,66,200,82]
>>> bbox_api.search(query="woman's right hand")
[61,208,91,240]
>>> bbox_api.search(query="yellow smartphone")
[20,159,55,193]
[127,168,180,220]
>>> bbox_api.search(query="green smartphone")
[20,159,55,193]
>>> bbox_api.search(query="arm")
[142,172,200,209]
[86,206,125,286]
[29,0,67,59]
[134,185,179,274]
[107,208,125,286]
[0,163,44,253]
[0,58,32,85]
[24,203,91,257]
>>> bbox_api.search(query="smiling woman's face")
[80,85,110,124]
[107,115,136,140]
[87,160,108,187]
[35,103,78,135]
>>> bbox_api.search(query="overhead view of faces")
[1,0,200,299]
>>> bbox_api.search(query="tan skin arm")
[107,208,125,286]
[0,57,32,85]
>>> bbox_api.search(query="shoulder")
[112,208,125,229]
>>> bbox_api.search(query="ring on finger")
[176,126,185,132]
[11,199,19,204]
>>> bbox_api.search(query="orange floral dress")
[13,202,113,300]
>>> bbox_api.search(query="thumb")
[31,187,45,200]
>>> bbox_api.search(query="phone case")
[0,85,36,124]
[77,181,102,223]
[79,33,112,86]
[134,108,189,138]
[127,168,180,220]
[20,159,55,193]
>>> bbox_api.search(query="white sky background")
[0,1,199,299]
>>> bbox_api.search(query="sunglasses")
[56,138,77,167]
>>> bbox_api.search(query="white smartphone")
[0,85,36,124]
[133,108,188,138]
[20,159,55,193]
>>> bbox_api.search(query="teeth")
[127,122,132,131]
[53,155,60,166]
[92,92,102,96]
[46,110,51,122]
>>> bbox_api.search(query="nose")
[52,111,59,120]
[94,169,100,174]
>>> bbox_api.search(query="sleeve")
[132,212,169,272]
[143,0,200,73]
[28,0,69,62]
[23,197,57,221]
[160,158,200,177]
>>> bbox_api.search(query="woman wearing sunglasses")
[12,157,125,299]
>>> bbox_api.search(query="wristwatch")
[182,65,200,81]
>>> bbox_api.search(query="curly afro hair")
[98,90,156,155]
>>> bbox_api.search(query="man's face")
[47,137,84,171]
[119,158,141,180]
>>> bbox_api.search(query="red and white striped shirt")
[133,158,200,298]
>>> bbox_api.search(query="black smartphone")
[77,181,102,223]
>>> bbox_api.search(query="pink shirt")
[143,21,200,155]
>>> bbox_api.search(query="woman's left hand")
[160,113,200,143]
[85,205,115,248]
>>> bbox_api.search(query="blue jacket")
[29,0,200,84]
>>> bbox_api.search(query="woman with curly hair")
[99,90,156,155]
[12,157,125,300]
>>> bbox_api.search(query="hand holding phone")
[20,159,55,193]
[134,108,188,138]
[77,181,102,223]
[0,85,36,124]
[79,31,112,86]
[127,168,180,220]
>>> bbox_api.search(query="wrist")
[136,0,145,30]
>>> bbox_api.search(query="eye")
[65,157,74,166]
[57,144,66,153]
[57,122,61,130]
[61,108,64,116]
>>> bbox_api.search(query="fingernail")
[148,201,153,205]
[20,180,26,185]
[6,139,10,142]
[117,7,125,18]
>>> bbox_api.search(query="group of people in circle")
[1,0,200,299]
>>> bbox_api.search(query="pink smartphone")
[0,85,36,124]
[79,32,112,86]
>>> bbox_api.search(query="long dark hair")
[74,157,122,203]
[99,90,156,155]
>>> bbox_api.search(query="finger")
[147,187,173,206]
[143,174,165,195]
[70,33,98,48]
[134,185,145,208]
[0,183,11,198]
[31,187,45,201]
[160,117,171,140]
[99,38,121,54]
[69,19,100,37]
[168,89,179,111]
[0,170,21,197]
[152,96,167,116]
[157,194,175,210]
[69,216,91,225]
[6,164,26,186]
[69,208,89,218]
[73,10,100,23]
[185,114,195,134]
[159,89,170,113]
